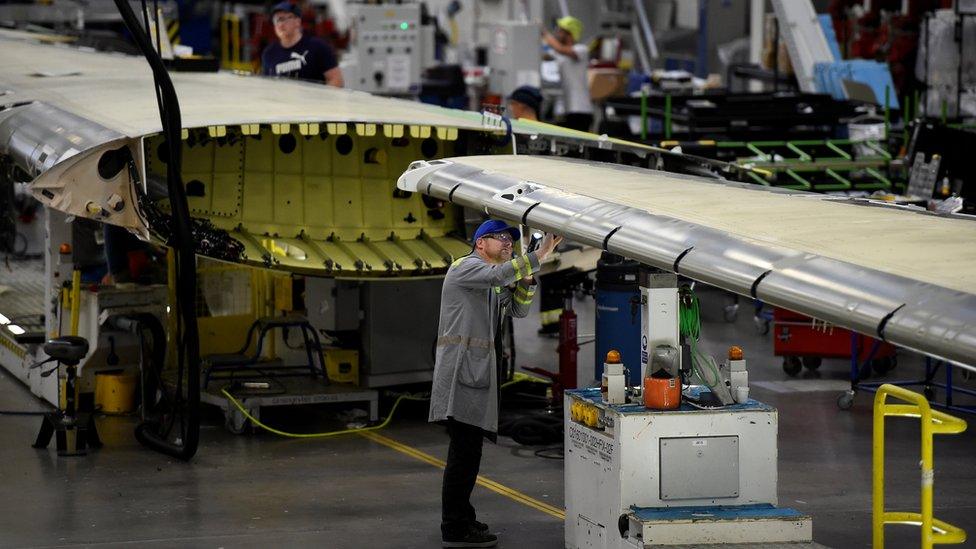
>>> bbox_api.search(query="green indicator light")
[400,22,409,30]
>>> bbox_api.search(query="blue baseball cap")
[508,86,543,115]
[472,219,520,243]
[271,1,300,17]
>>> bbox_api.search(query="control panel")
[350,4,423,95]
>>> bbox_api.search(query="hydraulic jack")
[524,295,579,403]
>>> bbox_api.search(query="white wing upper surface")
[399,155,976,368]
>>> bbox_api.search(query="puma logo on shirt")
[274,50,309,75]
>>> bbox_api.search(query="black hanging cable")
[114,0,200,461]
[152,0,162,60]
[110,314,166,416]
[140,0,166,124]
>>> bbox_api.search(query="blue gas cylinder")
[595,253,642,386]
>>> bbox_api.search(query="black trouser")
[441,418,486,537]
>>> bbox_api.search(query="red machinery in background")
[827,0,952,94]
[523,296,579,402]
[773,308,897,377]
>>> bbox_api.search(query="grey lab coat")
[428,251,541,433]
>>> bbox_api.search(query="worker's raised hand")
[536,233,563,261]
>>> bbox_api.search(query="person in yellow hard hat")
[542,16,593,132]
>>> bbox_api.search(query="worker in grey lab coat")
[431,219,562,548]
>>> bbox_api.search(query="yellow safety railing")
[873,384,968,548]
[220,13,252,72]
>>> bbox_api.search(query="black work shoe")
[471,520,489,533]
[442,527,497,548]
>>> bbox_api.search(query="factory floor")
[0,286,974,548]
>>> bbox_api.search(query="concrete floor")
[1,286,974,548]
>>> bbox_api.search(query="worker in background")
[431,219,561,548]
[262,1,343,86]
[506,85,543,121]
[542,16,593,132]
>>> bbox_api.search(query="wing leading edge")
[398,155,976,369]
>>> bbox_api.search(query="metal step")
[668,541,830,549]
[626,504,813,546]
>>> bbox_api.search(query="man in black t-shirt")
[262,1,343,87]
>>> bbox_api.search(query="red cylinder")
[557,308,579,391]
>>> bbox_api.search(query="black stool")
[33,336,102,456]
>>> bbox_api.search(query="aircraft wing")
[397,155,976,369]
[0,29,693,276]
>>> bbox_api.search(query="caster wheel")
[617,515,630,538]
[837,391,855,410]
[802,356,822,370]
[783,356,802,377]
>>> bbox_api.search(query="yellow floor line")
[359,431,566,520]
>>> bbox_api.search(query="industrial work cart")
[772,308,897,377]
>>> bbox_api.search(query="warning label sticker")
[568,422,614,463]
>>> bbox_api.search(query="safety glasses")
[484,233,514,244]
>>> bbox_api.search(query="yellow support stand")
[56,269,83,409]
[219,14,251,72]
[873,384,967,548]
[69,269,81,337]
